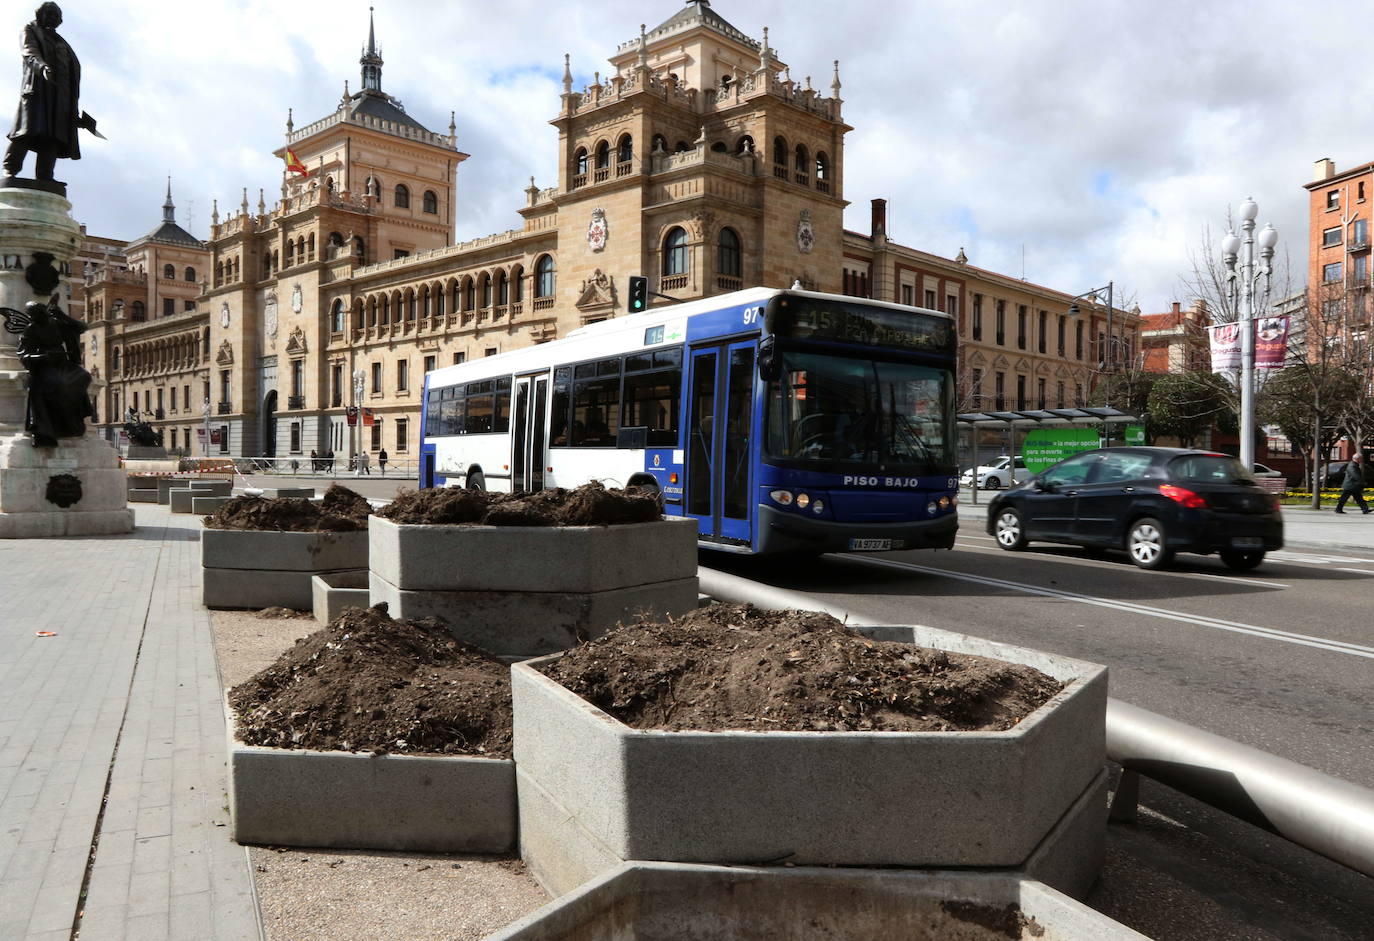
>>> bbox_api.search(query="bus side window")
[550,382,570,446]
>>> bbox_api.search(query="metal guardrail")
[696,566,1374,879]
[232,456,418,478]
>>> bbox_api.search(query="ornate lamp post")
[1222,198,1278,470]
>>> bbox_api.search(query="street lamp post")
[352,369,365,478]
[1067,281,1115,399]
[1222,198,1278,471]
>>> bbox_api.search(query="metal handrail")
[696,566,1374,879]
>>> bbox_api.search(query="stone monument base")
[0,432,135,537]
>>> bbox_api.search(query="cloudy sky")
[7,0,1364,311]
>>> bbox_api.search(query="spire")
[637,24,648,68]
[240,187,249,216]
[448,111,456,144]
[162,176,175,224]
[258,188,266,216]
[831,60,842,97]
[360,6,383,92]
[211,198,219,227]
[759,26,770,71]
[286,107,294,135]
[562,54,572,94]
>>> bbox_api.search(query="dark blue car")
[986,447,1284,570]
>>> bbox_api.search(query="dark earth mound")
[376,481,661,527]
[203,484,372,532]
[229,604,513,757]
[542,603,1065,733]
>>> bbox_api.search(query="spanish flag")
[284,148,308,177]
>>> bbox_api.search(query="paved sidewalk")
[0,505,263,941]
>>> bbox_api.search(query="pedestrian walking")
[309,449,318,472]
[325,449,335,473]
[1334,452,1371,514]
[378,448,388,477]
[358,450,371,475]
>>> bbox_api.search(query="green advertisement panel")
[1124,425,1146,446]
[1023,428,1100,474]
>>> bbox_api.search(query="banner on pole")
[1255,316,1289,369]
[1208,322,1241,373]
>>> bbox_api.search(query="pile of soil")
[228,604,513,757]
[204,484,372,532]
[542,604,1065,733]
[376,481,661,527]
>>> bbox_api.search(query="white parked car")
[1251,462,1284,479]
[959,455,1030,490]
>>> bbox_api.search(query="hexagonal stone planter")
[368,515,699,656]
[201,527,368,609]
[225,705,514,852]
[511,625,1107,899]
[488,862,1148,941]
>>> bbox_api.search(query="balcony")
[1349,239,1370,253]
[154,408,165,420]
[217,401,232,415]
[716,275,743,292]
[661,274,689,292]
[287,395,305,410]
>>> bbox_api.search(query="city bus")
[418,286,958,554]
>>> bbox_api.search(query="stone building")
[1139,301,1210,374]
[86,0,1139,462]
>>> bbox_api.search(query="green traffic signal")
[628,275,648,312]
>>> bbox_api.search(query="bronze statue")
[4,3,99,183]
[3,296,93,446]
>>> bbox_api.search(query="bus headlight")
[938,496,951,510]
[796,493,810,509]
[927,501,939,516]
[770,490,794,506]
[812,500,824,514]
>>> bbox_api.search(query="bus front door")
[512,374,549,492]
[686,342,755,547]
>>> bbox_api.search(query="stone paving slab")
[0,504,264,941]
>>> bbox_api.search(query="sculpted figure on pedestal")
[3,296,93,446]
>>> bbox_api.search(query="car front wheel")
[1127,517,1172,570]
[1219,549,1265,571]
[985,476,1002,490]
[994,508,1028,550]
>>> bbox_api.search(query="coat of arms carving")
[587,208,609,252]
[797,210,815,254]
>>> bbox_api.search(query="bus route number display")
[778,303,953,354]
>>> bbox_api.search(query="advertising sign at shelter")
[1023,428,1100,473]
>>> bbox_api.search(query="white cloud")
[0,0,1363,311]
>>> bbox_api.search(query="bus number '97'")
[742,306,763,326]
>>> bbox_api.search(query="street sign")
[1023,428,1100,474]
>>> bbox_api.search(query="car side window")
[1042,453,1096,486]
[1091,453,1153,484]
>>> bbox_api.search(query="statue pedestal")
[0,185,134,538]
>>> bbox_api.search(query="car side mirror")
[1037,478,1059,493]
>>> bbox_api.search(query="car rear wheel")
[1219,549,1266,571]
[1126,517,1172,570]
[994,508,1028,550]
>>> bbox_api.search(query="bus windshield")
[764,350,955,475]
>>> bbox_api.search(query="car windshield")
[764,350,954,474]
[1170,454,1255,485]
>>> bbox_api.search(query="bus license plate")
[1231,536,1263,549]
[849,538,893,551]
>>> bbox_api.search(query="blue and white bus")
[418,286,958,554]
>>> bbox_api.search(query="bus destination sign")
[776,302,954,354]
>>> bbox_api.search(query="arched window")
[394,184,410,209]
[184,266,196,282]
[535,255,555,298]
[353,237,364,261]
[406,291,417,321]
[285,240,294,264]
[215,261,224,285]
[617,134,633,164]
[163,263,175,280]
[381,295,390,325]
[450,281,460,314]
[794,144,809,183]
[131,301,146,322]
[815,151,830,182]
[710,141,727,153]
[511,265,525,302]
[353,299,364,329]
[463,277,475,311]
[574,147,588,175]
[262,254,271,279]
[367,297,377,327]
[480,274,492,308]
[496,270,509,306]
[663,227,688,276]
[328,231,344,258]
[112,348,120,372]
[272,249,280,272]
[307,233,315,257]
[422,190,438,214]
[594,141,610,169]
[296,237,305,258]
[675,141,691,153]
[718,227,742,278]
[773,136,788,168]
[330,299,344,333]
[434,284,445,317]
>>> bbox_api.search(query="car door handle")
[1122,487,1135,492]
[1066,490,1080,496]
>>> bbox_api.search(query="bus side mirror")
[758,337,780,381]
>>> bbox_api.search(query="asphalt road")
[704,536,1374,940]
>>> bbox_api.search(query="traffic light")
[628,275,648,312]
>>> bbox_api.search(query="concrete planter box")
[369,515,697,593]
[368,515,699,656]
[488,862,1147,941]
[225,704,514,852]
[512,625,1107,899]
[312,570,370,623]
[260,487,315,499]
[202,527,368,610]
[192,495,229,515]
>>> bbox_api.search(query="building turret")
[360,6,383,92]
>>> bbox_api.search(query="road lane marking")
[846,557,1374,660]
[947,541,1288,589]
[1271,551,1374,565]
[1336,568,1374,576]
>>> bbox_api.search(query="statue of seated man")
[13,297,93,446]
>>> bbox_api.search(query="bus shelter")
[956,407,1139,505]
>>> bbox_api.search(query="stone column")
[0,185,135,537]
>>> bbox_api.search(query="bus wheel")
[627,476,659,496]
[467,471,486,491]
